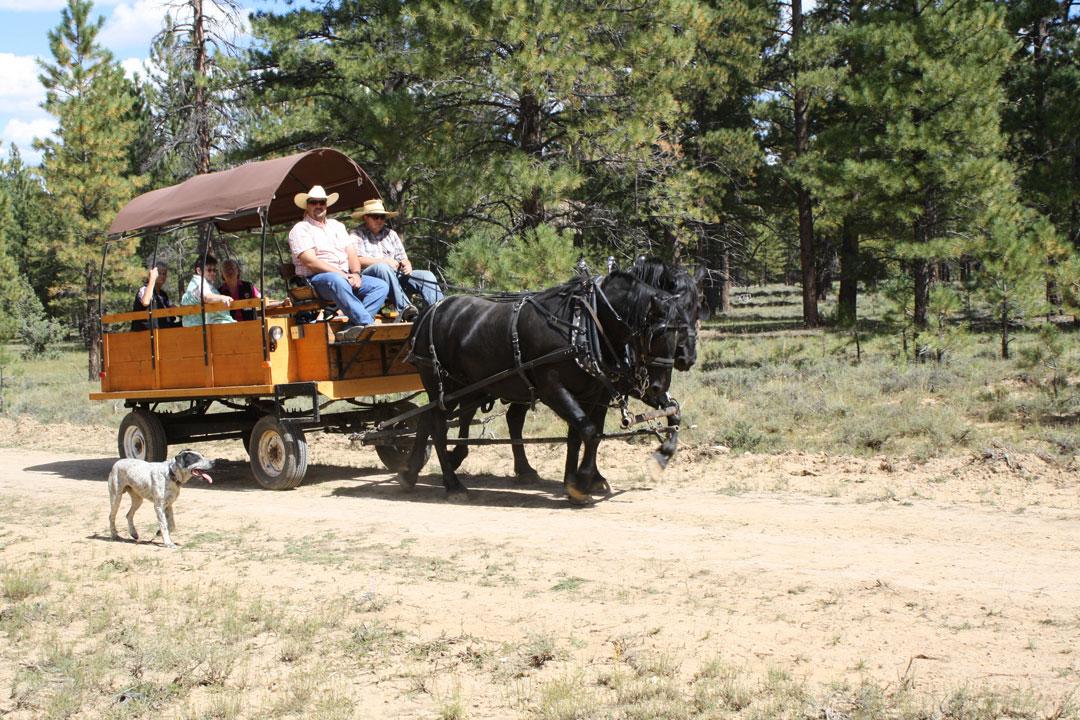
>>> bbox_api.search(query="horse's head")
[599,272,680,406]
[629,257,703,372]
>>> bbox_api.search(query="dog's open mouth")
[191,468,213,484]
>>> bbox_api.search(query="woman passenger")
[219,258,261,321]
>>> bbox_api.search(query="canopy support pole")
[259,208,269,364]
[200,224,211,366]
[149,234,160,370]
[96,239,108,380]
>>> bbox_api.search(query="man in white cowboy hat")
[350,198,443,322]
[287,185,389,340]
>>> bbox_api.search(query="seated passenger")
[180,254,236,326]
[350,199,444,322]
[131,260,181,332]
[287,185,389,341]
[219,258,260,321]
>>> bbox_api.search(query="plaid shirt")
[351,225,407,263]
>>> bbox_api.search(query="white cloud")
[1,117,54,163]
[98,0,171,50]
[0,0,122,10]
[120,56,151,80]
[2,117,54,146]
[0,53,45,116]
[99,0,249,52]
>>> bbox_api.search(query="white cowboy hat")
[350,198,399,219]
[293,185,340,210]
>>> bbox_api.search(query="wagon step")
[329,325,379,344]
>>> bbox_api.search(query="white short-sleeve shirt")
[288,216,352,277]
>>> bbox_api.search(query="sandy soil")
[2,421,1080,715]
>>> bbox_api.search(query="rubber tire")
[249,415,308,490]
[375,401,431,473]
[118,409,168,462]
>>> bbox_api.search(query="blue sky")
[0,0,280,165]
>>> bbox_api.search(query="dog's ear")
[175,450,200,469]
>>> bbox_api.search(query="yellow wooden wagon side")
[91,149,427,489]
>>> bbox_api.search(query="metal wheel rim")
[123,425,147,460]
[257,430,286,477]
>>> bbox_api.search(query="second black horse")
[446,258,703,489]
[401,270,681,503]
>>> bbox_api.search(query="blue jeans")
[308,272,389,327]
[362,263,443,310]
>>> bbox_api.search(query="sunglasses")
[307,199,327,206]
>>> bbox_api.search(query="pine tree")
[245,0,697,271]
[145,0,245,180]
[0,145,60,308]
[1002,0,1080,311]
[35,0,143,379]
[825,0,1019,356]
[0,159,23,340]
[759,0,826,326]
[665,0,771,306]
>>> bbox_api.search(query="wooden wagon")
[90,148,426,489]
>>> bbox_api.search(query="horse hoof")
[588,478,612,495]
[515,469,541,484]
[445,486,469,501]
[566,485,593,506]
[397,472,417,491]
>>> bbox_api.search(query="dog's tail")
[107,463,119,502]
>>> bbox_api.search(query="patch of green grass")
[550,576,587,592]
[2,563,51,601]
[0,344,119,427]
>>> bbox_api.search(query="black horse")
[446,258,703,488]
[401,270,681,503]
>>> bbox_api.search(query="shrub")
[12,289,63,359]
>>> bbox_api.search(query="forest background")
[0,0,1078,381]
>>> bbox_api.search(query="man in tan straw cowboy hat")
[350,198,443,322]
[287,185,389,340]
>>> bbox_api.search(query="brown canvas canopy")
[108,148,381,236]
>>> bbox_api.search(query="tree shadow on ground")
[24,457,386,493]
[332,470,623,510]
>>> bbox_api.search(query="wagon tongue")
[192,468,213,484]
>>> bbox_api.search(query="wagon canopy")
[108,148,381,236]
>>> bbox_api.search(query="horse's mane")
[632,257,695,297]
[526,272,662,331]
[604,270,664,331]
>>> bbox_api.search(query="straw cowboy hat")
[293,185,339,210]
[350,198,399,219]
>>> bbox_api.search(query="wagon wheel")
[249,415,308,490]
[374,401,430,474]
[118,409,168,462]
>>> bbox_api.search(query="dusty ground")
[2,418,1080,717]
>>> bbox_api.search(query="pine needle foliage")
[34,0,144,378]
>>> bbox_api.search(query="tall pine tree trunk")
[517,91,543,229]
[837,217,858,324]
[792,0,817,327]
[193,0,210,175]
[720,248,732,314]
[85,260,101,380]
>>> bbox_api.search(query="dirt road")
[2,439,1079,716]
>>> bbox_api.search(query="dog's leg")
[165,504,176,533]
[155,502,175,548]
[109,470,122,539]
[126,491,143,541]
